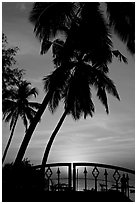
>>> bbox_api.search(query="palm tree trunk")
[14,91,52,166]
[41,109,67,172]
[2,116,18,164]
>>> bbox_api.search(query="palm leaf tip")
[40,40,52,55]
[103,75,120,101]
[111,86,120,101]
[112,50,128,64]
[29,87,39,98]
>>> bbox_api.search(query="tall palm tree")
[40,56,120,170]
[2,80,40,164]
[14,2,130,166]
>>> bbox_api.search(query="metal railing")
[33,163,72,191]
[73,162,135,199]
[33,162,135,200]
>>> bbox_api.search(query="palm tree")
[2,80,40,164]
[40,55,120,170]
[14,2,131,166]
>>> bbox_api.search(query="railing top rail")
[33,162,71,169]
[33,162,135,174]
[73,162,135,174]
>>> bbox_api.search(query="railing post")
[104,169,108,191]
[77,169,79,191]
[84,167,88,191]
[126,174,129,198]
[73,164,76,191]
[57,168,60,191]
[68,164,72,191]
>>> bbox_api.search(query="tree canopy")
[2,33,24,95]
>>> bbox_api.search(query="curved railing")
[33,162,135,200]
[73,162,135,199]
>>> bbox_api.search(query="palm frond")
[97,87,109,114]
[9,111,18,130]
[29,2,77,41]
[103,75,120,101]
[64,68,95,120]
[2,99,16,115]
[112,50,128,63]
[106,2,135,54]
[20,112,28,131]
[26,87,38,98]
[43,63,72,93]
[43,68,70,113]
[41,39,52,55]
[90,68,120,101]
[24,107,36,123]
[3,109,15,124]
[28,102,41,110]
[70,2,113,65]
[48,90,62,113]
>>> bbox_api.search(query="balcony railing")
[33,162,135,201]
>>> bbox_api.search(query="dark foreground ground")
[3,190,132,202]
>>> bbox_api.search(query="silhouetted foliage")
[106,2,135,54]
[30,2,134,56]
[2,33,24,93]
[2,80,40,164]
[2,158,46,200]
[14,2,133,165]
[43,57,120,119]
[41,55,120,166]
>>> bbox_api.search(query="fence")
[33,162,135,200]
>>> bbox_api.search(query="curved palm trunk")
[41,109,67,172]
[2,116,18,164]
[14,91,52,166]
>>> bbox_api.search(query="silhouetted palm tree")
[14,2,113,166]
[14,2,131,165]
[41,56,120,169]
[2,80,40,164]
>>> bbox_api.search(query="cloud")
[26,77,42,84]
[16,3,27,11]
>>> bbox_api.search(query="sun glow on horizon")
[48,146,96,164]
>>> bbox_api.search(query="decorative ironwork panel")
[92,166,99,178]
[113,169,120,182]
[92,166,100,192]
[45,167,53,179]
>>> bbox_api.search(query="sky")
[2,2,135,170]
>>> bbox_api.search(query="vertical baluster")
[45,167,52,191]
[57,168,60,191]
[126,174,129,198]
[92,166,99,192]
[84,167,87,191]
[73,164,76,191]
[95,177,97,191]
[76,169,79,191]
[68,164,71,191]
[104,169,108,191]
